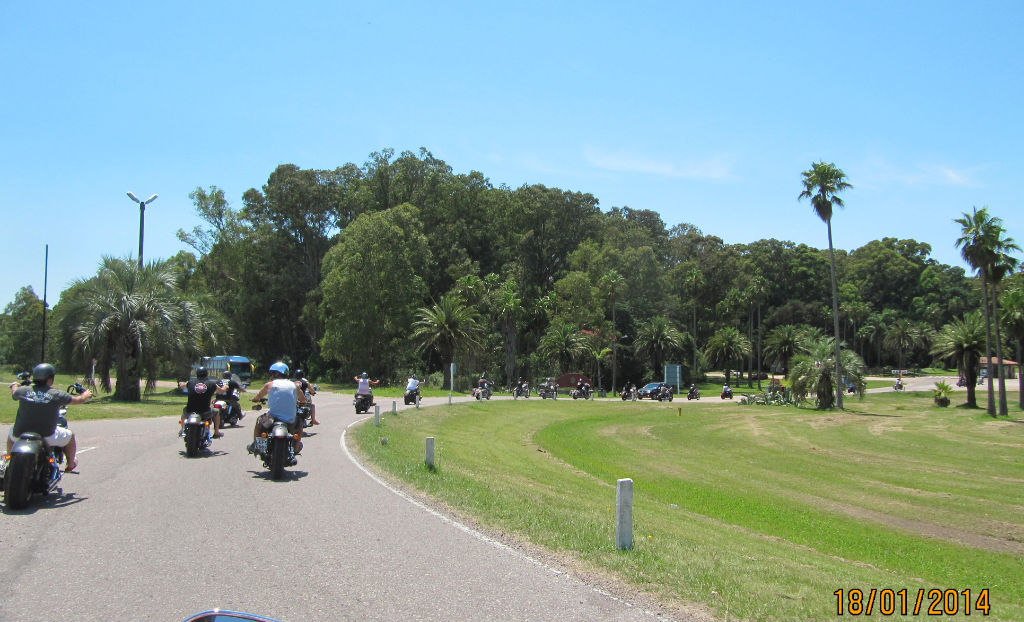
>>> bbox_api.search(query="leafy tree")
[59,257,226,400]
[930,312,986,408]
[787,338,866,409]
[705,326,752,386]
[1,286,45,369]
[633,316,685,380]
[319,204,431,377]
[799,161,852,409]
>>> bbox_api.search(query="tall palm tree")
[62,257,226,401]
[954,207,1020,416]
[683,267,704,374]
[799,161,852,409]
[883,318,925,375]
[930,312,986,408]
[988,248,1020,415]
[538,319,589,373]
[1000,287,1024,409]
[411,294,484,389]
[705,326,752,386]
[634,316,685,380]
[787,338,866,409]
[493,278,523,386]
[598,269,625,391]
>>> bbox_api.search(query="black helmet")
[32,363,56,382]
[196,366,208,379]
[222,371,232,379]
[293,369,304,379]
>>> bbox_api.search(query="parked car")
[637,382,664,399]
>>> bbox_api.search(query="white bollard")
[616,478,634,550]
[416,394,420,409]
[425,436,435,469]
[392,400,397,415]
[374,405,380,427]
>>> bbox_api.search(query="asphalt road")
[1,392,678,622]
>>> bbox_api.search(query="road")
[1,392,689,622]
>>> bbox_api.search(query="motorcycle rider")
[249,362,305,455]
[477,375,492,397]
[219,370,246,420]
[177,366,226,439]
[722,383,731,397]
[293,369,319,425]
[688,383,699,398]
[405,373,421,394]
[7,363,91,472]
[355,372,380,401]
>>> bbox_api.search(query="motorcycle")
[687,387,700,400]
[956,376,966,387]
[403,386,420,405]
[513,382,530,399]
[538,383,558,399]
[214,393,244,427]
[249,400,297,480]
[473,384,493,400]
[354,393,374,414]
[180,410,214,457]
[720,388,733,399]
[656,385,674,402]
[570,384,592,400]
[2,382,83,509]
[620,386,637,401]
[893,381,905,392]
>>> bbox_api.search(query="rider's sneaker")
[246,442,256,455]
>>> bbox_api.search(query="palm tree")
[799,161,852,409]
[787,338,866,409]
[764,324,804,375]
[493,278,523,386]
[1000,287,1024,409]
[633,316,685,380]
[683,267,704,374]
[538,319,589,373]
[705,326,752,386]
[61,257,226,401]
[883,318,925,376]
[411,294,484,389]
[954,207,1020,416]
[988,248,1020,415]
[598,269,625,392]
[930,312,986,408]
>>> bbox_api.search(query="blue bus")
[192,355,255,387]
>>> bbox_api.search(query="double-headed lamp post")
[126,192,158,267]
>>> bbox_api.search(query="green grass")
[352,393,1024,621]
[1,373,189,424]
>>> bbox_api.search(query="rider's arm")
[294,380,306,403]
[252,381,272,401]
[69,391,92,405]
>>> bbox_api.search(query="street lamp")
[126,192,158,267]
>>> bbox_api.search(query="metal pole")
[41,244,48,361]
[138,201,145,267]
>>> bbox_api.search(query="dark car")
[637,382,664,399]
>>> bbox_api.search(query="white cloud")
[861,158,983,188]
[583,147,735,181]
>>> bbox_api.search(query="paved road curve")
[1,391,681,622]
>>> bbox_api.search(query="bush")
[933,381,952,407]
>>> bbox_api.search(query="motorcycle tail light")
[178,419,183,424]
[48,457,55,464]
[204,421,210,427]
[261,433,268,438]
[293,434,300,440]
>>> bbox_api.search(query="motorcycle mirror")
[184,611,283,622]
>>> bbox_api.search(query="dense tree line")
[2,148,1022,409]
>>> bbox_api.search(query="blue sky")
[2,1,1021,308]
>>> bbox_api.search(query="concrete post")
[425,436,435,469]
[616,478,633,550]
[374,405,380,427]
[392,400,397,415]
[416,394,420,409]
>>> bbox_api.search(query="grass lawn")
[352,391,1024,621]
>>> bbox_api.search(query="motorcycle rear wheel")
[184,426,202,457]
[3,453,35,509]
[270,437,287,480]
